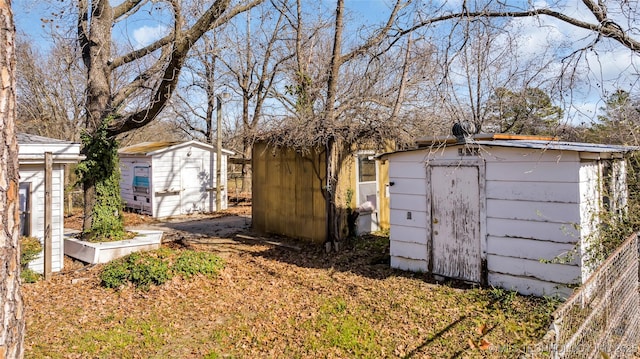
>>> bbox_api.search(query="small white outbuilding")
[382,133,636,297]
[119,140,234,218]
[18,133,83,274]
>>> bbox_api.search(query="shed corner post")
[44,151,52,280]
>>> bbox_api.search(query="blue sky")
[11,0,640,125]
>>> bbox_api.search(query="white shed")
[119,140,234,218]
[17,133,83,274]
[383,134,636,297]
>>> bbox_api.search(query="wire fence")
[529,233,640,358]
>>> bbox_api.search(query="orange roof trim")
[416,133,559,147]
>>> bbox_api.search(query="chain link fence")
[529,233,639,358]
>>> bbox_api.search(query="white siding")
[120,142,229,219]
[488,272,574,297]
[153,146,195,218]
[487,236,579,264]
[388,152,429,271]
[386,144,621,298]
[120,156,153,215]
[478,147,584,296]
[19,164,65,273]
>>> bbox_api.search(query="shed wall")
[120,144,228,218]
[388,145,591,297]
[252,142,391,243]
[482,147,581,297]
[120,156,153,216]
[19,164,65,273]
[252,142,327,242]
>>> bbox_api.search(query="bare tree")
[0,0,25,356]
[16,36,85,141]
[263,0,426,245]
[220,4,292,191]
[172,33,222,144]
[70,0,263,238]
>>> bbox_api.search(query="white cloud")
[132,25,168,48]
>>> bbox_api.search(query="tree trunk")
[79,0,114,233]
[241,139,251,193]
[325,137,341,246]
[324,0,344,247]
[0,0,25,356]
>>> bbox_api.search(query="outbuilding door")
[182,159,206,213]
[429,164,482,283]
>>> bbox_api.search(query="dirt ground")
[23,203,563,358]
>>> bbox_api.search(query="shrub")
[100,248,224,290]
[101,258,132,289]
[20,236,43,283]
[21,268,41,283]
[128,253,171,290]
[20,236,42,265]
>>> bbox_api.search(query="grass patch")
[301,297,380,357]
[65,315,170,357]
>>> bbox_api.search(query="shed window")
[358,155,376,183]
[19,182,31,236]
[133,166,150,194]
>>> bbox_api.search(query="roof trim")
[379,138,638,160]
[119,140,235,156]
[415,133,559,147]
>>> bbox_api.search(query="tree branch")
[402,7,640,52]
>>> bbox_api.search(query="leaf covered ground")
[24,207,559,358]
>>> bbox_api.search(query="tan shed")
[252,141,392,243]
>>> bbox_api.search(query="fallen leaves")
[23,221,558,358]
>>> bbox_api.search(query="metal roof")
[474,139,638,153]
[119,140,235,156]
[380,134,638,159]
[118,141,182,155]
[17,132,73,144]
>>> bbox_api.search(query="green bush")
[128,253,171,290]
[100,248,224,290]
[101,258,132,289]
[20,236,42,266]
[21,268,41,283]
[173,251,224,279]
[19,236,43,283]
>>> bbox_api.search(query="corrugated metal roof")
[118,141,182,155]
[475,139,638,153]
[381,135,638,159]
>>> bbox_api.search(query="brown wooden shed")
[252,141,391,243]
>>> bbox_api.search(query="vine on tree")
[76,117,126,241]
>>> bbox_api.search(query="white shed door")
[430,165,481,283]
[182,160,206,213]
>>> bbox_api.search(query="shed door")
[430,165,481,282]
[182,159,206,213]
